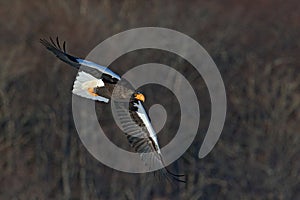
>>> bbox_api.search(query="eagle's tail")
[72,71,109,103]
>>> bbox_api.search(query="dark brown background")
[0,0,299,199]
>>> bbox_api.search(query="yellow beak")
[135,93,145,102]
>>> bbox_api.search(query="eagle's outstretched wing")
[114,100,186,183]
[40,37,123,102]
[40,37,120,83]
[40,37,81,69]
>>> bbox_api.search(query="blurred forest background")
[0,0,299,199]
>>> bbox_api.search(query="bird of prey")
[40,37,186,183]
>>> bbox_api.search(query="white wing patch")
[134,101,161,154]
[72,71,109,103]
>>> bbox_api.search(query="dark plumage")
[40,37,80,69]
[40,37,186,184]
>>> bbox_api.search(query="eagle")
[40,37,186,183]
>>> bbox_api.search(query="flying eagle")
[40,37,186,183]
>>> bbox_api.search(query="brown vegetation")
[0,0,299,199]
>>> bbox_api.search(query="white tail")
[72,71,109,103]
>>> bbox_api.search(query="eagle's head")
[132,92,145,102]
